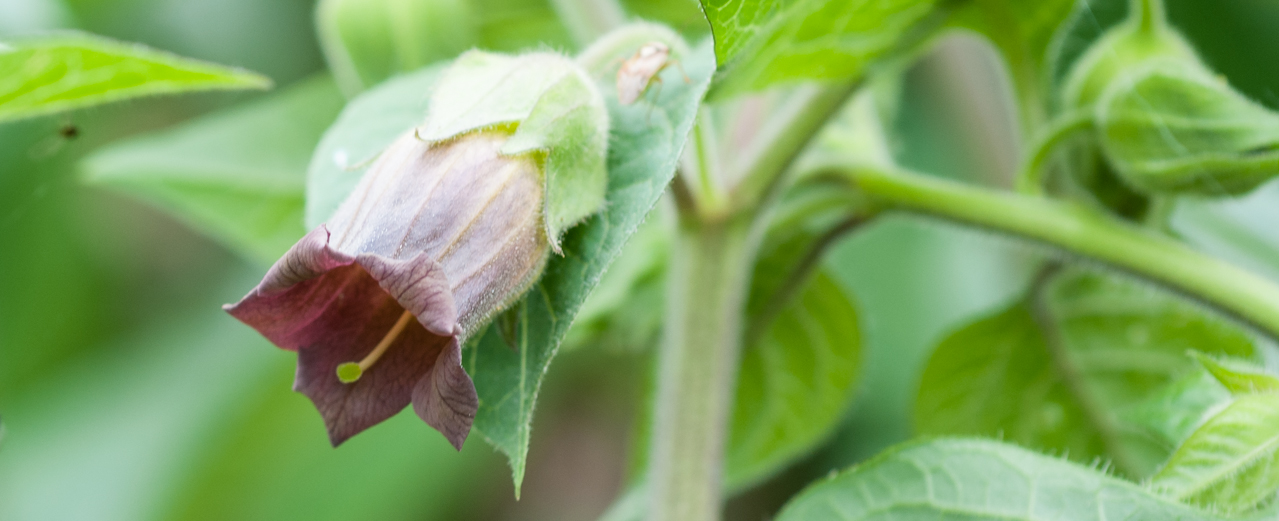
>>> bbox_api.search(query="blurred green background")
[4,0,1279,519]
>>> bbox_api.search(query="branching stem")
[1015,110,1094,195]
[838,165,1279,342]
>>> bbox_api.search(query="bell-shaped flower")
[225,50,608,449]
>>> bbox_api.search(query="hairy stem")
[730,82,860,210]
[679,109,731,218]
[647,215,757,521]
[838,165,1279,341]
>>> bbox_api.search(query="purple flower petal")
[412,337,477,450]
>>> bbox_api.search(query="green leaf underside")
[0,31,271,123]
[1152,393,1279,513]
[915,269,1256,478]
[83,75,345,264]
[728,269,861,489]
[462,41,716,496]
[306,65,446,228]
[700,0,937,98]
[776,438,1226,521]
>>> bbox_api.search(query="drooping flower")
[225,50,608,448]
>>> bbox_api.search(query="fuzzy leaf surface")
[83,75,344,264]
[699,0,937,98]
[915,269,1256,477]
[1152,393,1279,514]
[776,438,1224,521]
[0,32,270,122]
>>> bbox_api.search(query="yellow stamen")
[336,309,415,383]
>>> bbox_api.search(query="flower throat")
[336,309,415,383]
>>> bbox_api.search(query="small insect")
[58,123,80,139]
[28,120,80,159]
[616,41,687,105]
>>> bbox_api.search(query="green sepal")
[416,51,609,250]
[315,0,477,96]
[1096,61,1279,196]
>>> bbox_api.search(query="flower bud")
[1060,0,1198,109]
[1096,61,1279,195]
[225,50,608,448]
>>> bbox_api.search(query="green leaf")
[562,207,669,353]
[306,65,446,228]
[915,268,1257,478]
[1151,392,1279,514]
[82,75,344,264]
[0,31,271,123]
[776,438,1223,521]
[462,35,715,496]
[728,269,861,489]
[700,0,940,98]
[316,0,478,96]
[1193,353,1279,395]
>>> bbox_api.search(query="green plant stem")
[839,165,1279,341]
[1015,110,1094,194]
[730,81,860,210]
[680,109,731,218]
[647,215,756,521]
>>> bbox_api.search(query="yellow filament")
[336,309,415,383]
